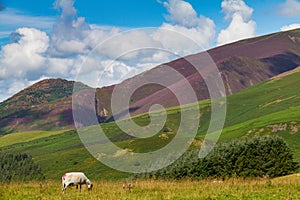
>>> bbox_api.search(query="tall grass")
[1,176,300,200]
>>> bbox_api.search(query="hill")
[0,67,299,179]
[0,79,89,134]
[1,29,300,133]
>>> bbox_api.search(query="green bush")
[141,136,298,179]
[0,153,45,182]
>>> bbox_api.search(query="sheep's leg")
[76,185,78,191]
[80,184,82,192]
[62,183,66,194]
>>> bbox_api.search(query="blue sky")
[1,0,300,39]
[0,0,300,102]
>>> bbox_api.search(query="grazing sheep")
[62,172,93,193]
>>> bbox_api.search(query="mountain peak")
[0,78,91,133]
[4,78,75,107]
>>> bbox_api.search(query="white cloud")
[163,0,199,28]
[0,28,49,78]
[217,0,256,46]
[101,60,137,82]
[47,57,74,76]
[95,30,162,60]
[221,0,253,21]
[54,0,77,19]
[217,14,256,45]
[55,39,89,54]
[49,0,92,56]
[161,0,216,50]
[154,20,215,54]
[281,23,300,31]
[85,27,120,47]
[140,51,173,64]
[278,0,300,17]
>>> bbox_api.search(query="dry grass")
[1,177,300,200]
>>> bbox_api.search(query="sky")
[0,0,300,102]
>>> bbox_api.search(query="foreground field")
[1,176,300,200]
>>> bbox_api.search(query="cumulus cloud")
[100,60,141,85]
[161,0,216,49]
[0,28,49,78]
[154,21,215,54]
[217,0,256,46]
[49,0,91,56]
[95,30,162,60]
[47,57,75,76]
[221,0,253,21]
[281,23,300,31]
[163,0,199,28]
[278,0,300,17]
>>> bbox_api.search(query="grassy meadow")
[1,175,300,200]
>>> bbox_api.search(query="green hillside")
[0,70,300,180]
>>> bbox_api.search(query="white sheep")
[62,172,93,193]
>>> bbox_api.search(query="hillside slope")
[0,68,299,179]
[96,28,300,117]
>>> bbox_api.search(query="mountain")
[1,28,300,134]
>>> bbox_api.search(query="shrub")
[0,153,45,182]
[141,136,298,179]
[203,136,298,178]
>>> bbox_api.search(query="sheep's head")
[88,183,93,191]
[87,180,93,191]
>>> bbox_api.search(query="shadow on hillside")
[263,52,300,74]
